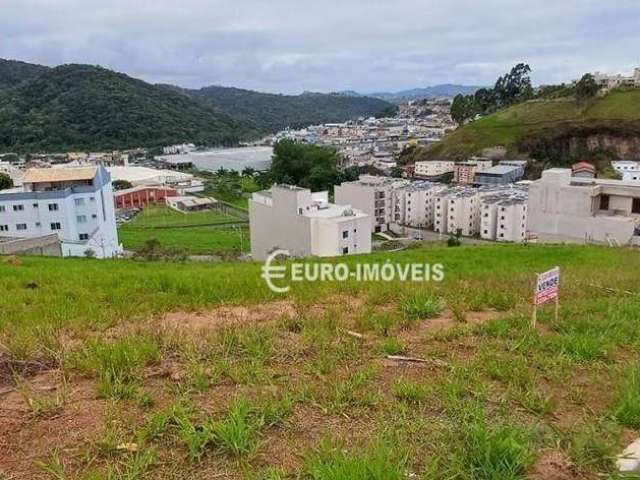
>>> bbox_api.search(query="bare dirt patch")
[163,300,297,330]
[161,295,369,332]
[528,450,580,480]
[0,372,104,479]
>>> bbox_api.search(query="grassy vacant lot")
[422,89,640,159]
[122,205,239,228]
[1,244,640,479]
[118,205,249,255]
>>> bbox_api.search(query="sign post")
[532,266,560,328]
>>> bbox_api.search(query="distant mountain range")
[162,85,395,134]
[0,59,394,153]
[338,85,484,103]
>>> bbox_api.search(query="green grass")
[401,293,442,320]
[306,440,407,480]
[118,224,249,255]
[461,417,534,480]
[118,204,249,255]
[123,205,239,228]
[613,366,640,429]
[2,243,640,479]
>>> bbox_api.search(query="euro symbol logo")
[261,249,290,293]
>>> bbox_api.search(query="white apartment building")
[527,168,640,245]
[0,166,122,258]
[249,185,371,261]
[335,175,407,233]
[434,187,482,236]
[612,161,640,182]
[414,160,455,178]
[392,182,446,228]
[445,190,481,236]
[481,195,528,242]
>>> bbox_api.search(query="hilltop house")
[527,168,640,245]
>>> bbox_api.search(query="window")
[13,205,23,211]
[33,203,38,209]
[74,198,85,207]
[77,215,87,224]
[79,233,89,241]
[342,246,349,255]
[50,222,61,231]
[0,225,8,232]
[35,222,41,227]
[48,203,59,211]
[0,206,4,212]
[90,196,95,202]
[483,230,488,235]
[16,223,27,231]
[633,198,640,214]
[342,230,349,239]
[600,194,610,211]
[91,214,97,219]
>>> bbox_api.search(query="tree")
[575,74,600,102]
[270,140,341,192]
[0,173,13,191]
[493,63,533,108]
[242,167,256,177]
[474,88,497,113]
[112,179,133,191]
[389,166,404,178]
[450,94,478,125]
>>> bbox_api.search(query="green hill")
[166,84,396,132]
[0,60,395,153]
[0,59,48,91]
[416,89,640,163]
[0,64,258,153]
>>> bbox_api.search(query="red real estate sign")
[535,267,560,306]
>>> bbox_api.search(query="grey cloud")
[1,0,639,93]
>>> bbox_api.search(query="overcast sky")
[2,0,639,94]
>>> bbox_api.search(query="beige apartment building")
[453,159,493,185]
[527,169,640,245]
[249,185,372,260]
[414,160,455,178]
[334,175,407,232]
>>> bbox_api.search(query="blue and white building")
[0,166,122,258]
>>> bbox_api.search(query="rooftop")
[476,165,523,175]
[24,167,97,183]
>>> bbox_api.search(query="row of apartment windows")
[0,222,90,241]
[0,197,96,213]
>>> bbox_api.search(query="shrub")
[401,294,442,320]
[392,378,429,404]
[614,366,640,429]
[211,397,257,457]
[306,439,406,480]
[462,417,534,480]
